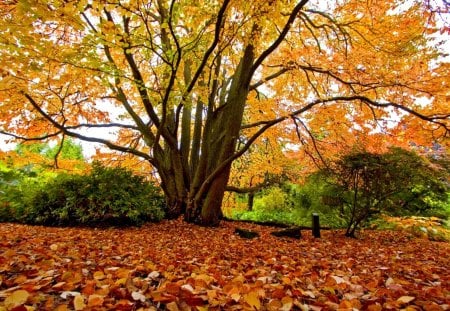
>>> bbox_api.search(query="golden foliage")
[0,0,448,198]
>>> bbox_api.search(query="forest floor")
[0,218,449,311]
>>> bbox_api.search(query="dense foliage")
[1,1,448,226]
[318,148,448,236]
[231,183,345,228]
[15,139,84,161]
[231,148,449,235]
[0,163,165,226]
[0,163,46,222]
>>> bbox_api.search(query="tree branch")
[250,67,292,90]
[183,0,231,98]
[251,0,309,73]
[21,92,155,163]
[0,131,62,141]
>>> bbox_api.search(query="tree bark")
[184,45,255,226]
[247,192,255,211]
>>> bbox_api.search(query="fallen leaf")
[244,291,261,310]
[331,275,345,284]
[93,271,105,280]
[180,284,194,293]
[60,291,80,299]
[4,290,30,309]
[366,304,383,311]
[267,299,282,311]
[385,277,395,286]
[148,271,160,279]
[397,296,415,304]
[280,296,293,311]
[73,295,86,311]
[131,291,146,302]
[230,293,240,302]
[166,301,180,311]
[87,294,104,307]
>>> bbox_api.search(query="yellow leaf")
[4,289,30,309]
[230,293,241,302]
[207,289,217,300]
[93,271,105,280]
[244,291,260,310]
[195,274,212,282]
[116,268,131,279]
[166,301,180,311]
[232,275,245,283]
[115,277,127,285]
[280,296,293,311]
[397,296,415,304]
[73,295,86,311]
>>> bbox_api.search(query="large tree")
[0,0,448,225]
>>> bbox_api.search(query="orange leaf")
[73,295,86,311]
[87,294,104,307]
[267,299,282,311]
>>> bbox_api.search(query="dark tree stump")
[312,213,321,238]
[271,227,302,239]
[234,227,260,239]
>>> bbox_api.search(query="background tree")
[16,139,84,161]
[225,132,301,213]
[321,148,448,237]
[0,0,448,225]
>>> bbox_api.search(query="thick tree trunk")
[184,45,255,226]
[161,175,186,219]
[185,172,228,226]
[155,140,188,219]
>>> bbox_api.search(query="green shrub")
[0,164,48,222]
[7,163,165,226]
[254,187,288,211]
[307,148,448,237]
[231,208,346,228]
[229,179,348,228]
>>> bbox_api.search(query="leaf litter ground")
[0,218,448,310]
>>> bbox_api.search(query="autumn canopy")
[0,0,448,225]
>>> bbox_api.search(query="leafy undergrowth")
[0,219,449,311]
[381,216,450,243]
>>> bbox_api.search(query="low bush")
[232,209,304,226]
[232,208,346,228]
[0,164,48,222]
[2,163,165,226]
[375,215,450,242]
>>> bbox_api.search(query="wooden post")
[312,213,321,238]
